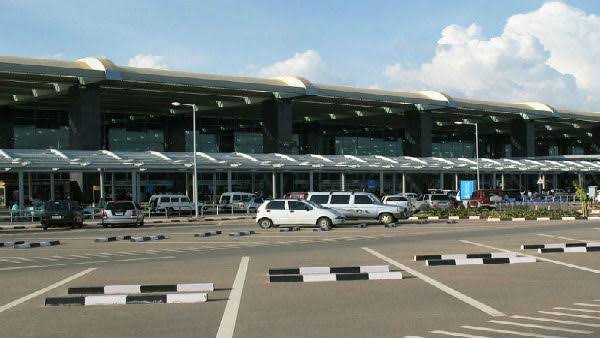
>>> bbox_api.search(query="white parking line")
[0,263,68,271]
[0,267,96,313]
[511,315,600,328]
[488,320,592,334]
[538,234,596,242]
[362,247,505,317]
[461,325,565,338]
[459,240,600,274]
[115,256,175,262]
[216,256,250,338]
[554,307,600,313]
[574,303,600,307]
[430,330,493,338]
[539,311,600,320]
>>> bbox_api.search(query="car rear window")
[309,195,329,204]
[106,202,134,211]
[386,197,407,202]
[431,195,450,201]
[330,194,350,204]
[354,195,374,204]
[265,201,285,210]
[44,201,70,211]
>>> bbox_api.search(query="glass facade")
[185,131,218,152]
[108,128,164,151]
[334,136,403,156]
[13,110,70,149]
[234,132,263,153]
[432,142,474,158]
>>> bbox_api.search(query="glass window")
[109,128,164,151]
[431,195,450,201]
[309,195,330,204]
[288,201,309,210]
[354,195,374,204]
[182,197,190,203]
[265,201,285,210]
[330,194,350,204]
[44,201,70,211]
[160,197,169,202]
[235,132,263,154]
[185,131,218,152]
[106,202,134,211]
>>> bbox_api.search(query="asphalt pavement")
[1,218,600,337]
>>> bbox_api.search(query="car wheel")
[378,213,395,225]
[258,218,273,229]
[138,220,144,227]
[77,221,83,228]
[317,217,332,231]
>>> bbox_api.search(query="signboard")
[367,179,377,190]
[460,180,475,201]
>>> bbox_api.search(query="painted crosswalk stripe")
[511,315,600,328]
[539,311,600,320]
[488,320,592,334]
[431,330,493,338]
[461,325,565,338]
[554,307,600,313]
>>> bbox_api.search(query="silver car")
[101,201,144,227]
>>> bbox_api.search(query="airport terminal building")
[1,56,600,207]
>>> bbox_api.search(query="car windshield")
[106,202,133,211]
[44,201,70,211]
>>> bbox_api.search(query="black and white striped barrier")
[14,240,60,249]
[426,256,536,266]
[229,230,255,237]
[312,228,329,232]
[384,223,397,228]
[0,241,25,248]
[68,283,214,295]
[194,230,222,237]
[522,242,598,249]
[415,252,518,261]
[269,265,390,275]
[95,236,132,243]
[45,293,208,306]
[538,246,600,253]
[270,272,403,282]
[280,227,301,232]
[130,235,168,242]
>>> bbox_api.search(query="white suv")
[148,194,194,213]
[256,199,345,230]
[307,192,409,224]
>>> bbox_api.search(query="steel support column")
[111,172,115,201]
[18,171,24,212]
[379,172,384,195]
[27,173,32,202]
[227,170,232,192]
[99,170,105,202]
[341,172,345,192]
[272,172,277,198]
[309,171,314,192]
[501,173,505,190]
[392,174,397,194]
[439,172,444,190]
[50,173,55,201]
[212,173,217,203]
[454,173,459,191]
[402,173,406,193]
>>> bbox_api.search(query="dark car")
[40,200,84,230]
[468,189,504,208]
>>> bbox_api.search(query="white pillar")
[27,173,32,202]
[137,172,142,203]
[340,172,345,191]
[542,173,546,190]
[185,173,189,197]
[131,171,137,203]
[251,173,255,193]
[309,171,314,192]
[454,173,459,191]
[578,173,584,187]
[279,172,284,197]
[50,172,55,201]
[18,171,24,212]
[99,170,105,202]
[402,173,406,193]
[272,172,277,198]
[553,173,558,190]
[110,172,115,201]
[492,172,497,188]
[379,172,384,195]
[439,172,444,190]
[212,172,217,203]
[227,170,232,192]
[392,174,397,194]
[519,173,522,190]
[501,173,505,190]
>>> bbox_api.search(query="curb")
[68,283,214,295]
[14,240,60,249]
[384,223,397,228]
[414,252,518,261]
[45,293,208,306]
[269,271,403,282]
[426,256,536,266]
[130,235,168,242]
[194,230,222,237]
[410,216,585,222]
[269,265,389,275]
[521,242,594,249]
[229,230,255,237]
[354,223,367,228]
[0,241,25,248]
[95,236,132,243]
[312,228,329,232]
[279,227,301,232]
[539,246,600,253]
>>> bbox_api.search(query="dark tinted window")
[44,201,69,211]
[265,201,285,210]
[330,194,350,204]
[107,202,134,211]
[160,197,169,202]
[431,195,450,201]
[253,198,264,204]
[309,195,329,204]
[182,197,190,203]
[288,201,309,210]
[354,195,374,204]
[386,197,407,202]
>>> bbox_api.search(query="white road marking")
[115,252,137,256]
[554,307,600,313]
[461,325,565,338]
[0,267,96,313]
[489,320,592,334]
[460,240,600,274]
[0,259,21,264]
[115,256,175,262]
[0,263,68,271]
[362,247,505,317]
[574,303,600,307]
[511,315,600,328]
[430,330,493,338]
[216,256,250,338]
[539,311,600,320]
[68,255,87,259]
[538,234,597,242]
[36,257,57,261]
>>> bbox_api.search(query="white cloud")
[127,53,168,70]
[382,2,600,110]
[256,50,329,82]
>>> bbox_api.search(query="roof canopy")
[1,149,599,174]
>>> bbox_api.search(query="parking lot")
[0,218,599,337]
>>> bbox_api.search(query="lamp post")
[455,121,480,190]
[172,102,199,218]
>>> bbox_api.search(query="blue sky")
[2,1,600,109]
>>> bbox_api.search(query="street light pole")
[173,102,199,218]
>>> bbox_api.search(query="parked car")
[256,199,345,230]
[468,189,504,208]
[219,192,261,211]
[148,194,194,213]
[413,194,453,211]
[382,194,413,211]
[307,191,409,224]
[101,201,144,227]
[40,200,84,230]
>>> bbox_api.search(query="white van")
[218,192,262,211]
[148,194,194,213]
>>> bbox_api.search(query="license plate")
[51,215,62,220]
[115,212,124,216]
